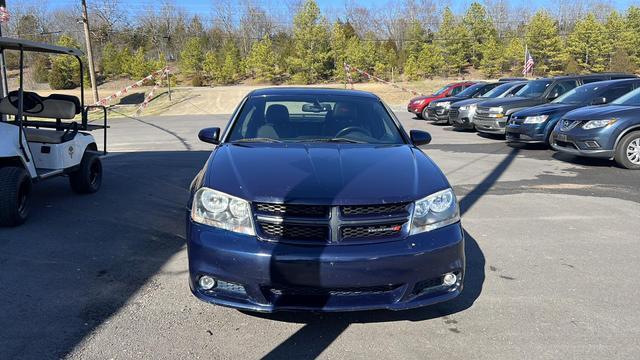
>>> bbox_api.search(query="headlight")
[191,187,255,235]
[413,99,425,105]
[523,115,549,124]
[410,188,460,235]
[489,107,503,113]
[460,104,477,111]
[582,119,617,130]
[439,101,451,109]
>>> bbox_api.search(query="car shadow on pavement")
[255,148,521,360]
[0,150,210,359]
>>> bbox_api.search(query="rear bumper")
[187,220,465,312]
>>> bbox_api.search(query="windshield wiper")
[303,137,366,144]
[232,138,283,143]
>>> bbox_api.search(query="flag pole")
[524,44,528,78]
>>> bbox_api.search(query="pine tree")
[289,0,332,84]
[503,36,525,73]
[246,36,282,83]
[479,36,503,78]
[606,10,639,71]
[566,14,610,73]
[180,37,205,77]
[48,36,82,89]
[125,48,154,79]
[101,42,122,77]
[463,2,497,68]
[438,8,470,76]
[525,10,564,75]
[331,21,358,82]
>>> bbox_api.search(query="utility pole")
[0,0,8,99]
[81,0,99,103]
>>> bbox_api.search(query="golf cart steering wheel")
[61,122,79,142]
[335,126,371,138]
[7,91,45,114]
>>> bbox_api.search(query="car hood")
[204,143,450,205]
[450,98,485,109]
[513,103,579,117]
[564,105,640,120]
[478,96,545,110]
[410,95,439,103]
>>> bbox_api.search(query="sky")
[9,0,640,17]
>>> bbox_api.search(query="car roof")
[578,78,640,88]
[549,73,637,81]
[249,87,380,99]
[0,36,84,57]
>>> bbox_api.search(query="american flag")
[0,6,9,23]
[522,49,534,76]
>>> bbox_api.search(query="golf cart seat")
[24,128,67,144]
[0,91,81,120]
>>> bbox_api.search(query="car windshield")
[515,79,553,98]
[456,83,486,97]
[482,82,518,98]
[551,84,599,105]
[226,95,405,144]
[611,88,640,106]
[433,85,449,95]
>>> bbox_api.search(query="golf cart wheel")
[0,167,32,227]
[615,131,640,170]
[69,152,103,194]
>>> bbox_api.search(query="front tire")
[615,131,640,170]
[69,152,103,193]
[0,167,32,227]
[421,107,429,121]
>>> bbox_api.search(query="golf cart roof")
[0,37,83,57]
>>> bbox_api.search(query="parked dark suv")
[450,81,527,130]
[506,79,640,145]
[188,88,464,312]
[426,82,504,124]
[474,74,636,135]
[550,86,640,169]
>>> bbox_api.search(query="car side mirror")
[198,127,220,144]
[591,97,607,105]
[410,130,431,146]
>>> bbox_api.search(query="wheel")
[615,131,640,170]
[0,167,32,227]
[421,107,429,121]
[69,152,103,193]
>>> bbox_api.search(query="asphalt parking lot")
[1,111,639,359]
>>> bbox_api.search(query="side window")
[508,84,525,95]
[450,86,463,95]
[601,85,633,102]
[582,77,605,84]
[549,80,577,98]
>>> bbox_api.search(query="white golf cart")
[0,37,108,226]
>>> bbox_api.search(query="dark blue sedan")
[506,79,640,145]
[551,87,640,169]
[186,88,464,312]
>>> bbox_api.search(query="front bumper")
[550,131,615,159]
[426,107,449,123]
[450,108,475,130]
[505,123,546,143]
[407,103,425,115]
[187,220,465,312]
[475,118,507,134]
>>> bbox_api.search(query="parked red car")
[408,81,476,119]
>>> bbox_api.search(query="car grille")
[341,202,410,216]
[255,202,412,244]
[258,222,329,241]
[265,284,399,297]
[341,223,406,239]
[560,119,581,131]
[449,108,460,121]
[254,203,330,218]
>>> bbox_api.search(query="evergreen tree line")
[6,0,640,89]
